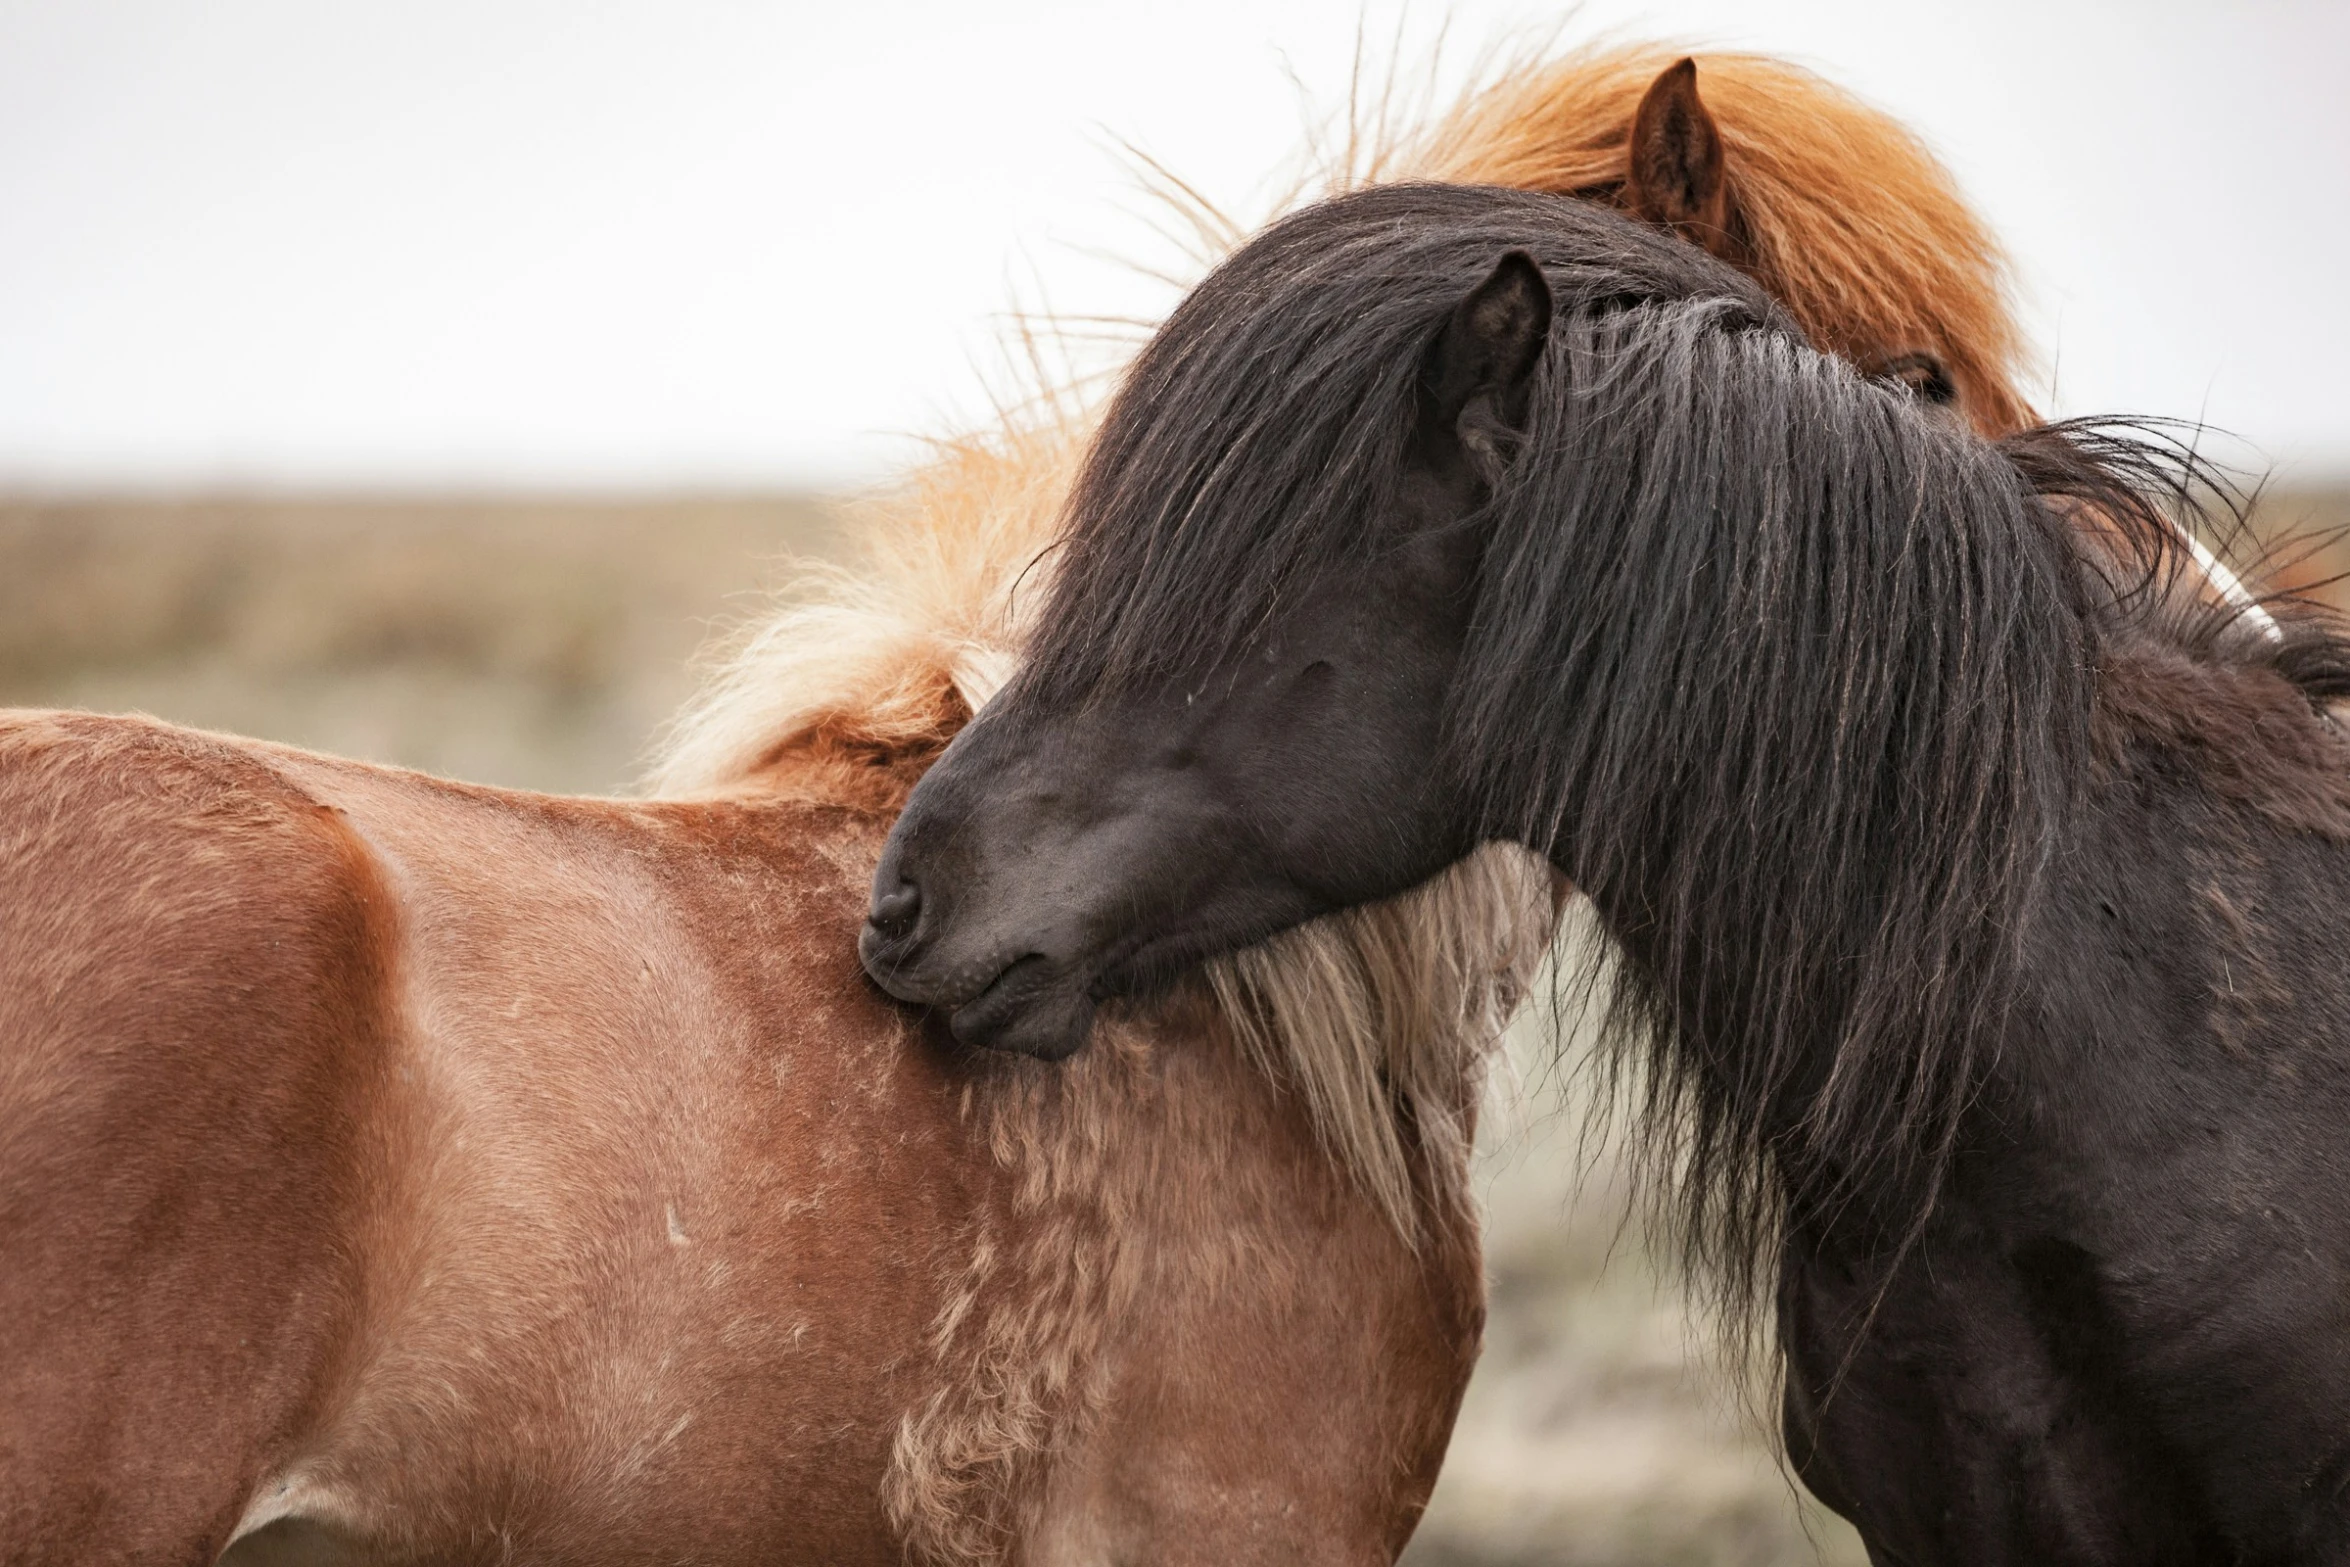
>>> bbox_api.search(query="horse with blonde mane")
[3,41,2066,1565]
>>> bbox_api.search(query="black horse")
[858,181,2350,1562]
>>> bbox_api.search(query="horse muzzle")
[858,883,1099,1060]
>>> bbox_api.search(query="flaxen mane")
[650,42,2040,1243]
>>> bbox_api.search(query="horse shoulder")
[191,767,981,1561]
[0,709,399,1565]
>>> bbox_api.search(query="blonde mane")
[650,41,2036,1242]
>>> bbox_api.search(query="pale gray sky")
[3,0,2344,490]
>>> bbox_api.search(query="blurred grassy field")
[0,494,834,792]
[7,488,2344,1564]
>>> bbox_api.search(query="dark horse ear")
[1627,58,1739,259]
[1422,249,1552,485]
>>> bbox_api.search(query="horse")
[0,705,1540,1565]
[0,41,2119,1564]
[860,179,2350,1563]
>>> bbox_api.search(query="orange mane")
[1394,44,2033,435]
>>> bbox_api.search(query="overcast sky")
[3,0,2345,491]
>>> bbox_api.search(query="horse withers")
[0,707,1510,1565]
[865,180,2350,1562]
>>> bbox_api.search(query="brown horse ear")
[1627,58,1738,259]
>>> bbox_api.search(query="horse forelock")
[1019,186,1783,704]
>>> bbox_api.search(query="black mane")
[1024,185,1787,703]
[1021,181,2350,1319]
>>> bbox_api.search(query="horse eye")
[1877,353,1957,407]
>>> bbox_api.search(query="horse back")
[0,710,393,1564]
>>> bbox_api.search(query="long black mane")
[1021,182,2350,1318]
[1024,185,1786,701]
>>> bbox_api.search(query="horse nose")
[860,877,929,991]
[866,879,922,940]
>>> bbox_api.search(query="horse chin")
[947,954,1099,1060]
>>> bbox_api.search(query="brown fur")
[0,709,1482,1565]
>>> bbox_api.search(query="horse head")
[856,188,1778,1058]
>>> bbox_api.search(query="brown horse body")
[0,710,1481,1565]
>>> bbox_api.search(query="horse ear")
[1627,58,1738,258]
[1423,249,1552,484]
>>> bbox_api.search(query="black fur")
[865,181,2350,1561]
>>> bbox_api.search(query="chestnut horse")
[0,708,1540,1565]
[3,40,2086,1567]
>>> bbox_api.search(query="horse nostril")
[868,879,922,938]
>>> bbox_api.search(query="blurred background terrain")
[0,494,827,791]
[7,486,2344,1564]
